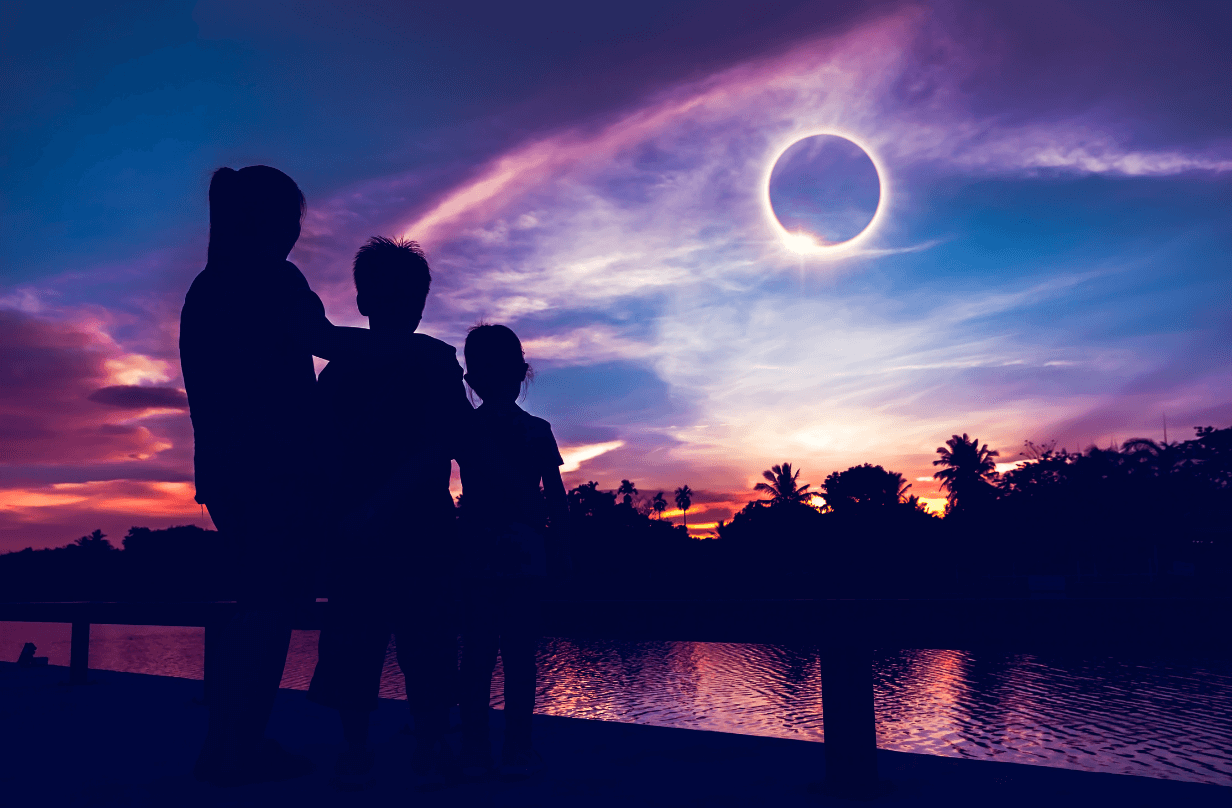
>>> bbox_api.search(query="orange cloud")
[2,481,199,521]
[0,480,206,552]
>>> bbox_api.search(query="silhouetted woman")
[180,165,367,786]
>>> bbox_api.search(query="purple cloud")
[88,385,188,409]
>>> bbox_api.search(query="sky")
[2,0,1230,550]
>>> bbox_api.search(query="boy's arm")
[312,363,354,517]
[441,353,471,460]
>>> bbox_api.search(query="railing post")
[69,621,90,685]
[820,645,881,798]
[201,621,219,706]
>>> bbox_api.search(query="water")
[4,622,1230,786]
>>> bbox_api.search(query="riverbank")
[2,662,1227,807]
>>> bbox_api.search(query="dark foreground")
[2,662,1228,808]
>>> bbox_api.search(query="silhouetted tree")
[753,462,814,506]
[933,433,999,515]
[1122,437,1188,481]
[1191,425,1232,489]
[70,529,114,552]
[568,481,617,519]
[617,479,639,507]
[1020,439,1057,461]
[7,424,1231,602]
[652,491,667,520]
[674,485,693,530]
[821,464,911,513]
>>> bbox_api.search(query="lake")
[3,621,1229,787]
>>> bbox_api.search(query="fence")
[2,596,1228,797]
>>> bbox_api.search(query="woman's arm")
[309,319,372,362]
[283,262,372,361]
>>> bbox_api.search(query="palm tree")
[1122,437,1185,478]
[651,491,668,520]
[674,485,693,530]
[617,479,639,506]
[933,433,999,514]
[69,529,114,553]
[753,462,814,506]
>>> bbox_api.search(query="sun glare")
[782,230,824,254]
[763,129,887,257]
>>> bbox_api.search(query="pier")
[2,597,1229,805]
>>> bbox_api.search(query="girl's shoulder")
[507,405,553,433]
[514,411,559,456]
[521,411,555,438]
[472,405,554,439]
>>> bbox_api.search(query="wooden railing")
[2,596,1228,797]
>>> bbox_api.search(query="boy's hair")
[464,323,533,381]
[353,236,431,303]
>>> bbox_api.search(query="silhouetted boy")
[456,324,570,779]
[306,237,470,789]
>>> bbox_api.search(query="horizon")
[3,0,1231,551]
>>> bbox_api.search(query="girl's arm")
[543,464,572,577]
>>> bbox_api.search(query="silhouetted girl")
[456,324,569,779]
[180,165,368,786]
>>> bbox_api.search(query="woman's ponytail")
[207,167,241,264]
[206,165,305,265]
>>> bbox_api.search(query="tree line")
[3,426,1229,600]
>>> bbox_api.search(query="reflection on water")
[4,622,1230,786]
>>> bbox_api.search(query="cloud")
[0,307,188,479]
[521,327,653,367]
[278,9,1221,530]
[559,441,626,474]
[377,6,1230,276]
[911,126,1232,178]
[6,1,1231,548]
[87,385,189,409]
[103,354,173,386]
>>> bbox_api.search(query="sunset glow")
[2,3,1230,550]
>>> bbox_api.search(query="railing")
[2,597,1229,798]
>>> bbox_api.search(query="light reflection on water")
[4,622,1230,786]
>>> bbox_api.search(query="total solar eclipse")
[766,133,883,254]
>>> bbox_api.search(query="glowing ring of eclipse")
[762,129,887,256]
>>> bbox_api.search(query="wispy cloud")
[289,5,1229,525]
[521,327,652,367]
[909,125,1232,177]
[560,441,626,474]
[5,2,1230,548]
